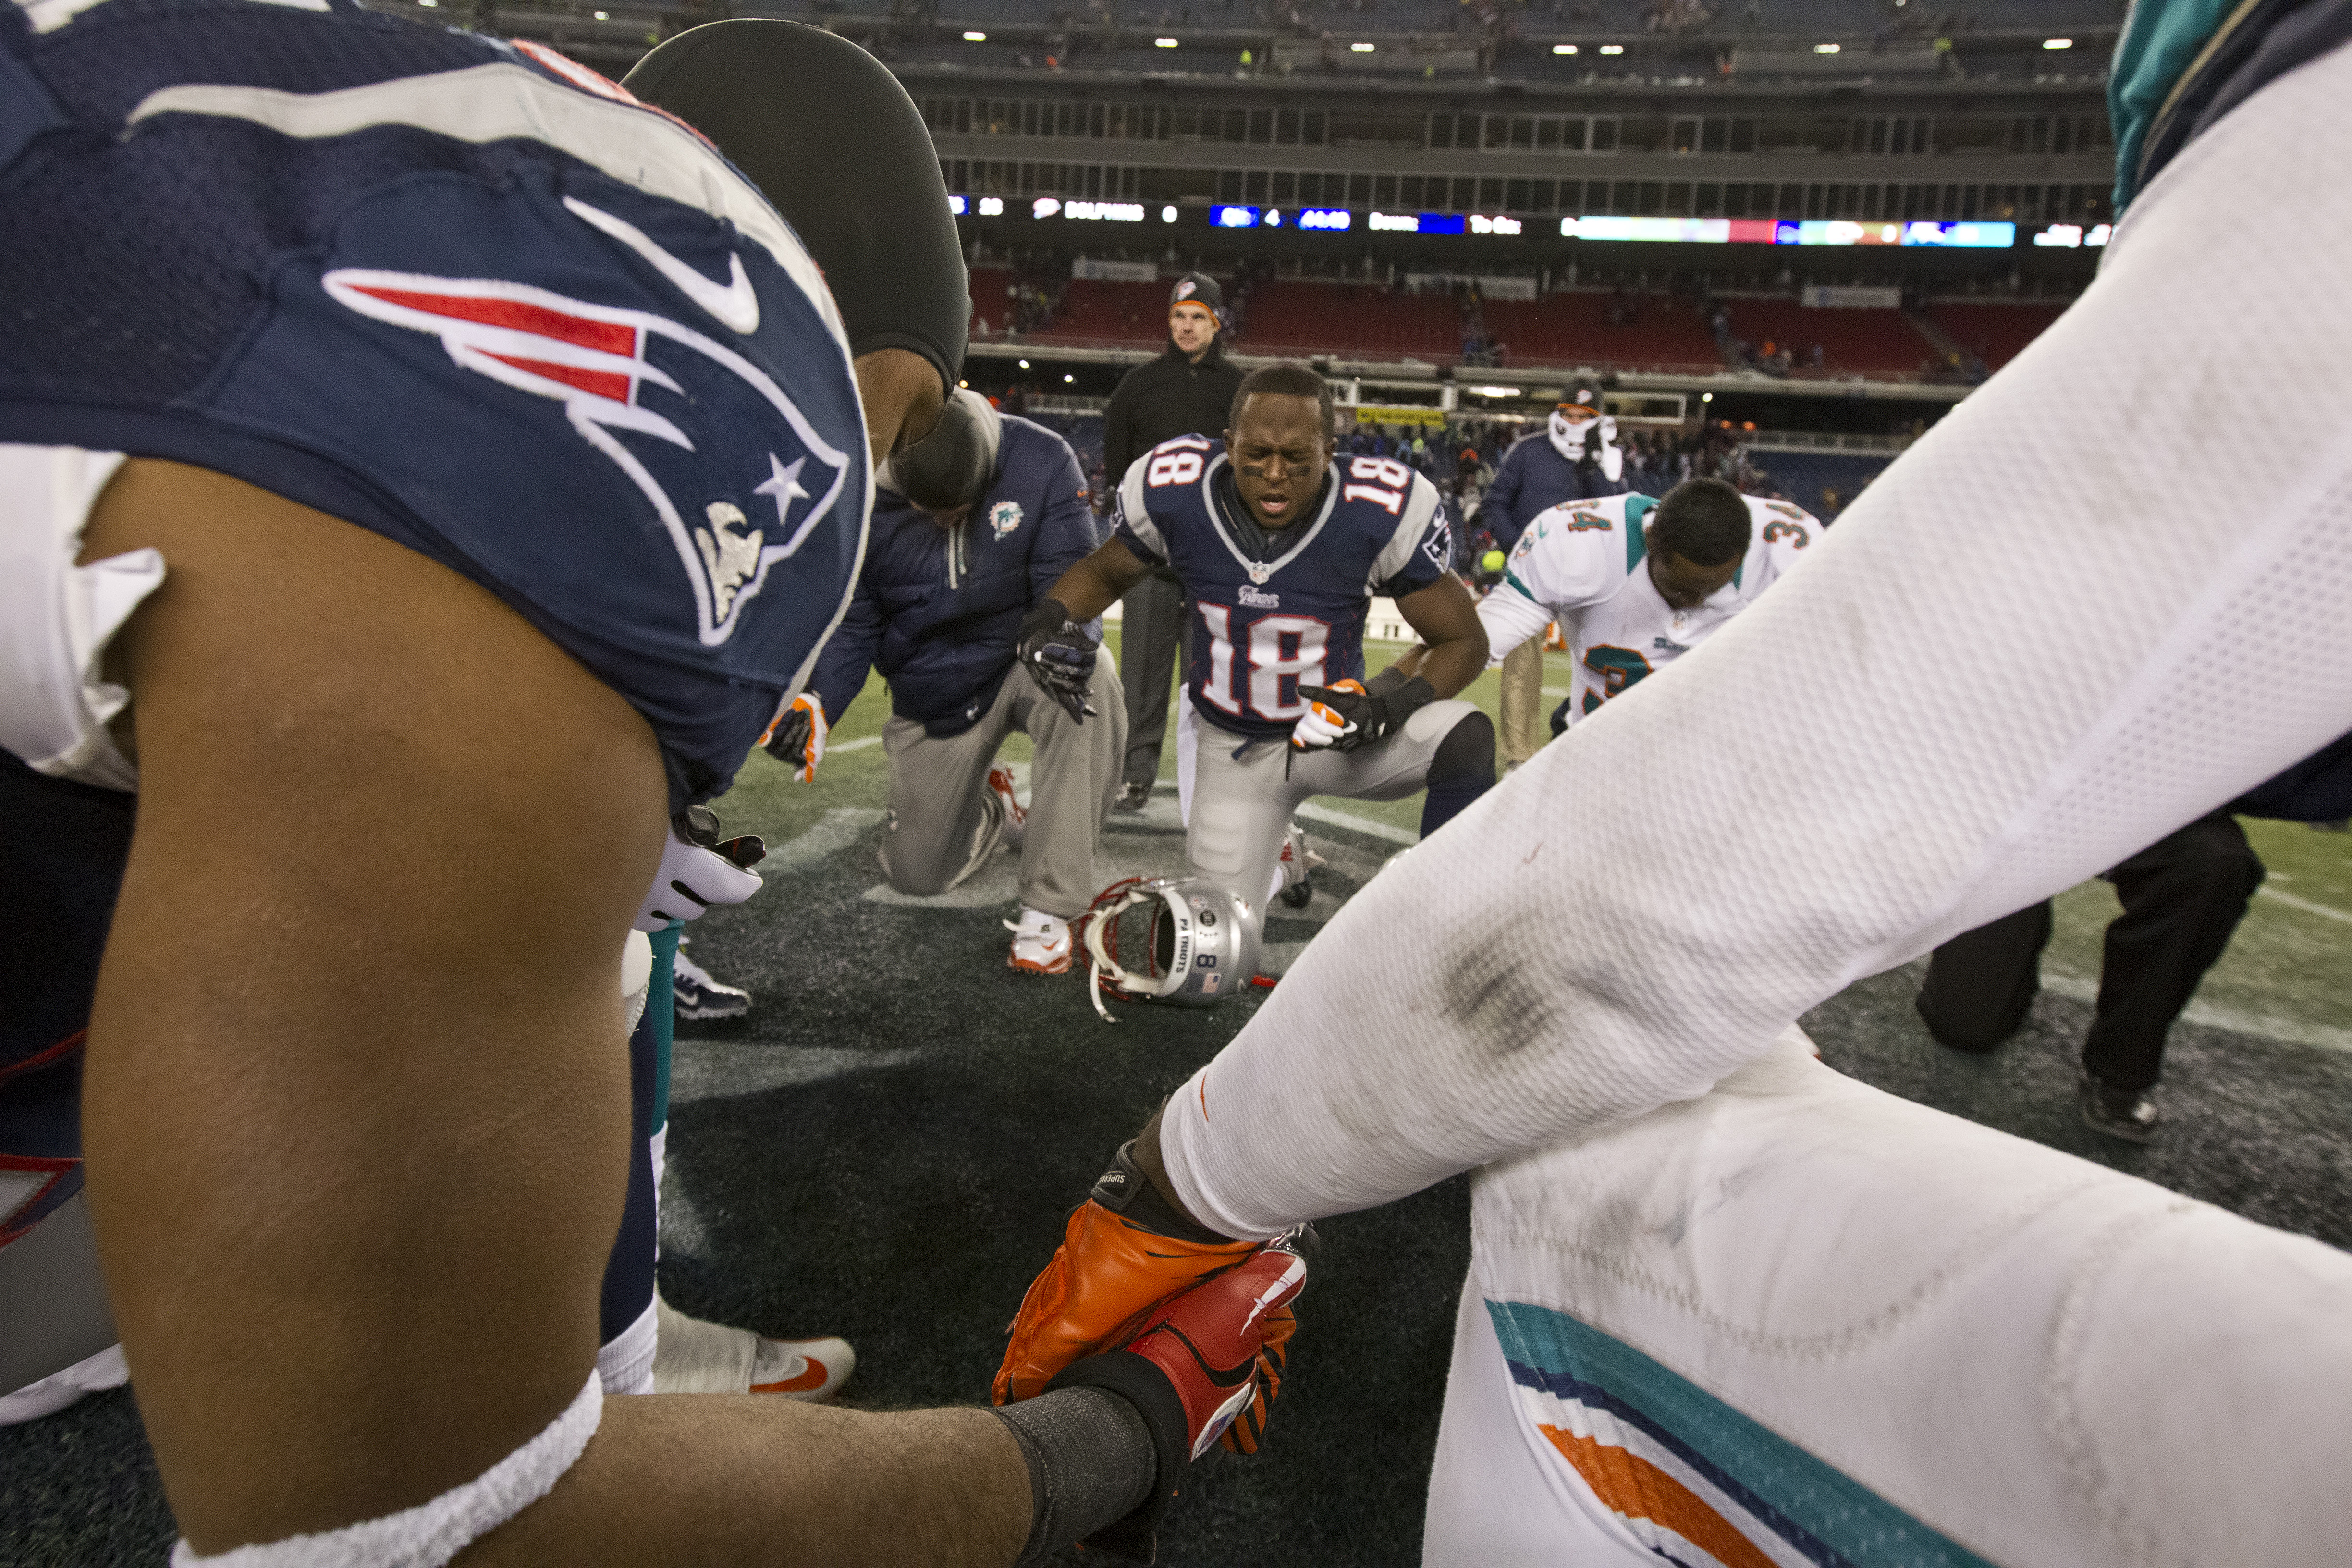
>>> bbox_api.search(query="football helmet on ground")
[1077,877,1260,1022]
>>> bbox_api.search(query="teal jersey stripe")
[1486,1299,1996,1568]
[1623,494,1657,573]
[649,922,681,1133]
[1501,568,1543,604]
[2110,0,2243,214]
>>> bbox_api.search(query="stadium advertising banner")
[1350,406,1450,426]
[1071,258,1161,282]
[1562,216,2015,248]
[1800,284,1904,308]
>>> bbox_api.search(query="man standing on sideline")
[1473,381,1626,768]
[1100,273,1245,811]
[787,390,1126,974]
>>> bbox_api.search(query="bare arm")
[1043,535,1155,623]
[79,462,1027,1564]
[1386,573,1487,699]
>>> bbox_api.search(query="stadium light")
[1813,42,1840,53]
[1552,43,1577,54]
[1064,374,1076,383]
[1162,204,1178,222]
[963,30,986,40]
[2043,37,2072,49]
[1598,43,1623,54]
[1156,36,1178,46]
[416,0,435,7]
[977,196,1004,216]
[1350,41,1375,52]
[1472,386,1521,398]
[1701,392,1713,402]
[592,9,607,18]
[1017,359,1030,369]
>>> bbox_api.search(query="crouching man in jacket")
[781,391,1126,972]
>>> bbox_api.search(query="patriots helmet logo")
[323,246,854,648]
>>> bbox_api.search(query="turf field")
[5,635,2347,1565]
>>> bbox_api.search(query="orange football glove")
[993,1141,1261,1407]
[1288,676,1367,751]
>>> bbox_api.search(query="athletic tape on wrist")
[992,1382,1166,1561]
[990,1385,1159,1568]
[170,1371,601,1568]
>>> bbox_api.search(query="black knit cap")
[1169,271,1223,312]
[623,21,969,396]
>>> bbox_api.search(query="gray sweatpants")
[1180,694,1481,924]
[879,650,1127,919]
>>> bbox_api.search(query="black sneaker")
[1114,781,1152,812]
[2078,1073,2158,1144]
[674,943,751,1021]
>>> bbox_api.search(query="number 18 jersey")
[1112,439,1453,742]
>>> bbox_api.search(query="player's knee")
[1429,710,1496,788]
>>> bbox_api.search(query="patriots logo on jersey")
[323,249,854,648]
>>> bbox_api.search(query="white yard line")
[2256,885,2352,926]
[1294,799,1419,846]
[828,735,882,754]
[2040,970,2352,1054]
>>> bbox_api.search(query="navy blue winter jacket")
[1475,430,1629,551]
[812,415,1101,736]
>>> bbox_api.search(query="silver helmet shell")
[1080,876,1261,1019]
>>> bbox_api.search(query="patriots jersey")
[1480,492,1820,722]
[0,0,871,1221]
[0,0,869,809]
[1113,439,1452,742]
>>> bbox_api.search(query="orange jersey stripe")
[1537,1424,1779,1568]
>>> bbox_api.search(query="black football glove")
[1294,674,1435,754]
[1019,597,1100,723]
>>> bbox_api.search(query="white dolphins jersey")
[1477,492,1820,723]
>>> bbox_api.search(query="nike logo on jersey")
[564,196,760,335]
[324,269,853,647]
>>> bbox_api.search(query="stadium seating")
[1931,301,2071,372]
[1237,282,1461,362]
[1741,450,1891,521]
[1719,298,1938,379]
[1479,291,1723,375]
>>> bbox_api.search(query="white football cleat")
[987,763,1027,850]
[747,1334,856,1401]
[1274,821,1325,909]
[651,1292,855,1402]
[1004,907,1072,975]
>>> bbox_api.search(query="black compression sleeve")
[990,1386,1159,1567]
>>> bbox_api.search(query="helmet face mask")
[1080,877,1261,1021]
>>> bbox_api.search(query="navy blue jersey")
[1113,438,1451,742]
[0,0,870,1202]
[814,414,1101,736]
[0,0,869,809]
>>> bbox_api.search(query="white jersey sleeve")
[1475,496,1641,664]
[1156,50,2352,1239]
[1473,579,1554,667]
[1748,496,1822,588]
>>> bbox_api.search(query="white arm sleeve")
[1161,49,2352,1239]
[1473,580,1554,667]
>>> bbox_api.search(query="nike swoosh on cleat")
[750,1359,829,1393]
[564,196,761,335]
